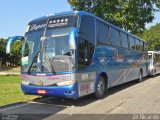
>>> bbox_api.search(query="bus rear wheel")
[138,70,143,82]
[94,76,106,99]
[152,69,156,77]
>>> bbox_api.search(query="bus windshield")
[21,15,78,73]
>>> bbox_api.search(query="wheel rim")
[139,72,142,81]
[97,78,105,96]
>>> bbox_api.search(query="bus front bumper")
[21,83,79,98]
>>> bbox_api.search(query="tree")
[0,38,7,66]
[68,0,159,33]
[10,41,22,66]
[137,23,160,50]
[0,38,22,66]
[155,0,160,8]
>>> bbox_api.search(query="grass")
[0,76,38,106]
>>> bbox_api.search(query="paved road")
[0,75,160,120]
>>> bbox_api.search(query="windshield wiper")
[27,51,40,74]
[43,50,56,74]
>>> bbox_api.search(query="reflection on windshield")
[44,35,69,57]
[22,27,75,73]
[21,14,78,73]
[41,28,73,72]
[22,31,43,72]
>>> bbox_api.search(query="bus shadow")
[108,75,152,96]
[33,94,97,107]
[34,77,151,107]
[148,73,160,78]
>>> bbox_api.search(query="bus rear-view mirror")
[6,36,24,54]
[69,29,78,50]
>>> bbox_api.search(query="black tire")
[152,69,156,77]
[138,70,143,82]
[94,76,106,99]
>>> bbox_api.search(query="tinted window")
[80,16,95,45]
[144,42,147,51]
[47,15,78,30]
[78,15,95,69]
[110,27,120,46]
[26,15,78,34]
[26,19,47,34]
[140,41,143,51]
[97,21,109,45]
[135,39,140,50]
[129,36,135,49]
[121,32,128,48]
[78,38,88,68]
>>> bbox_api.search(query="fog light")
[68,90,75,95]
[64,90,76,95]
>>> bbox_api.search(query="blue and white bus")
[148,51,160,76]
[6,11,148,99]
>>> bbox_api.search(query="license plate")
[37,90,47,94]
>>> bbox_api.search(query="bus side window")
[78,15,95,69]
[142,42,145,51]
[121,32,128,48]
[80,15,95,45]
[129,36,135,50]
[140,41,143,51]
[110,27,120,47]
[97,21,109,45]
[135,39,140,51]
[78,38,88,67]
[144,42,147,51]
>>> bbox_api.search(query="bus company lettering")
[49,74,71,81]
[30,23,47,31]
[48,18,68,28]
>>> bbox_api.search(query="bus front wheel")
[94,76,106,99]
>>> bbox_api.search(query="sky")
[146,10,160,28]
[0,0,159,38]
[0,0,71,38]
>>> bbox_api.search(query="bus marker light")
[37,90,47,94]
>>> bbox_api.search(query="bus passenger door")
[76,15,96,97]
[78,38,90,69]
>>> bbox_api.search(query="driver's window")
[78,38,88,68]
[78,15,95,69]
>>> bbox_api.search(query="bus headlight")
[22,81,30,85]
[56,80,75,86]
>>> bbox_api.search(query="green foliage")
[0,38,22,66]
[0,76,37,106]
[138,23,160,50]
[68,0,159,33]
[0,38,6,59]
[0,38,10,66]
[10,41,22,65]
[155,0,160,8]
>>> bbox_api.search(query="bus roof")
[148,51,160,54]
[29,11,146,43]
